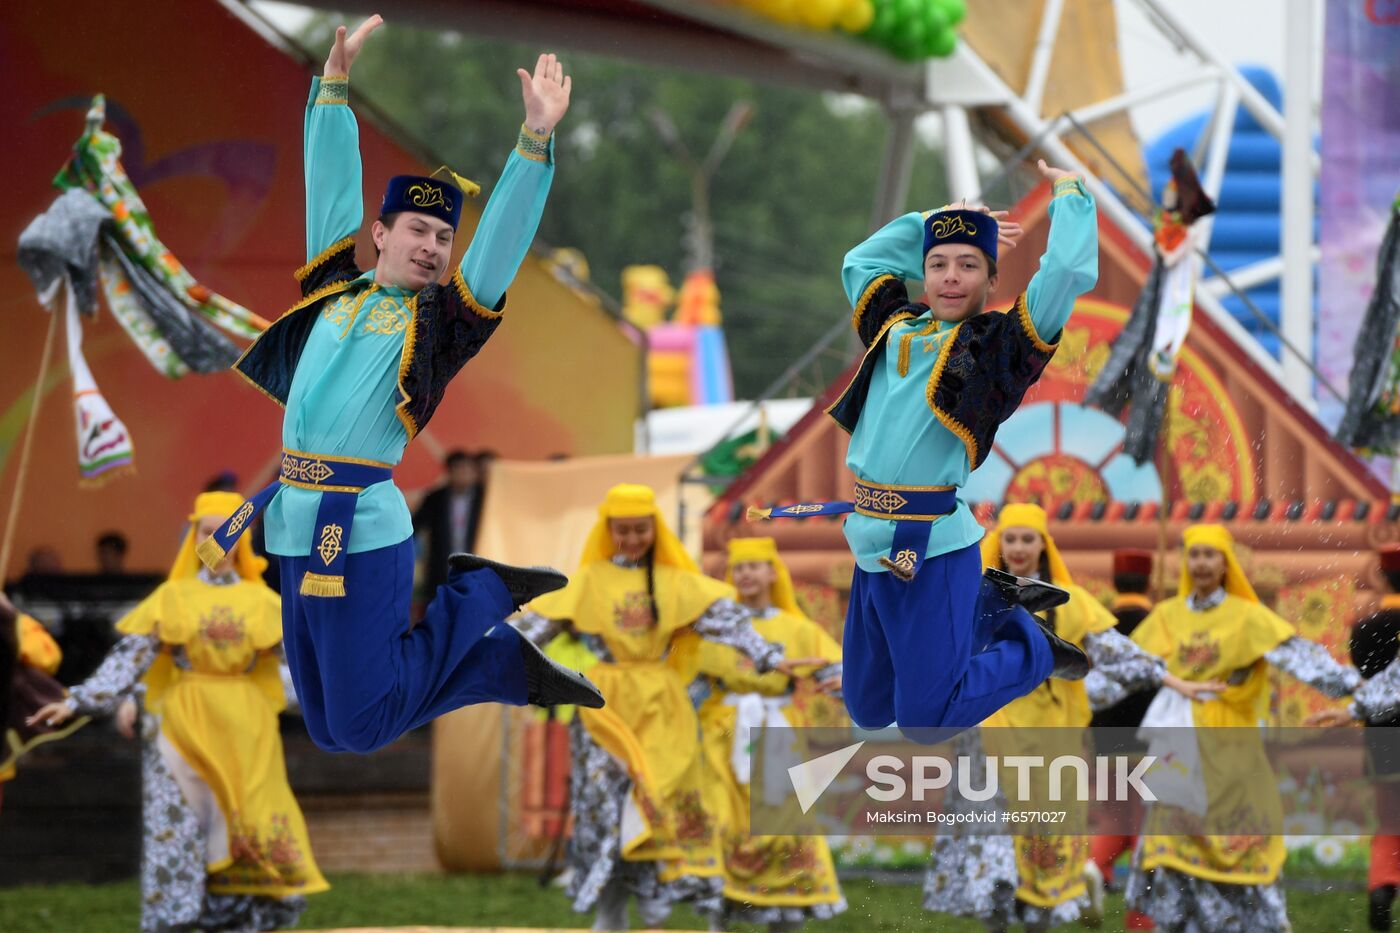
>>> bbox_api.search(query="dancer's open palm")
[519,53,572,135]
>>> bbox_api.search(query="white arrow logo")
[788,741,865,814]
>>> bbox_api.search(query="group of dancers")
[5,13,1400,933]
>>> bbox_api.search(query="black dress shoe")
[1372,884,1396,931]
[1032,615,1090,680]
[517,633,605,709]
[448,553,567,609]
[984,567,1071,614]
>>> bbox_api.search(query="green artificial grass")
[0,872,1379,932]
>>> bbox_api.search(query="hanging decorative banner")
[62,282,134,485]
[1316,1,1400,432]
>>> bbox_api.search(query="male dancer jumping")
[201,16,601,754]
[755,162,1098,731]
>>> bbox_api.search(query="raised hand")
[1036,158,1081,186]
[978,206,1024,254]
[324,14,383,78]
[518,53,572,136]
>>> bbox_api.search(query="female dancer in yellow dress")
[1124,524,1361,933]
[32,492,328,932]
[924,503,1209,931]
[512,484,815,932]
[693,536,846,933]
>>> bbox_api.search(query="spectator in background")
[413,450,487,606]
[95,532,129,576]
[24,547,62,576]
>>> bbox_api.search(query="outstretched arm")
[1023,160,1098,341]
[303,15,382,263]
[1266,636,1363,699]
[454,53,570,312]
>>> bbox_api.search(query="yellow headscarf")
[577,483,696,572]
[1178,523,1258,603]
[725,536,800,615]
[981,502,1072,585]
[168,491,268,581]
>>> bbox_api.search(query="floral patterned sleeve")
[512,611,568,647]
[66,634,161,716]
[1084,629,1166,693]
[1265,636,1362,698]
[692,598,784,673]
[1352,657,1400,721]
[1085,669,1130,711]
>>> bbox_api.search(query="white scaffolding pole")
[1280,0,1317,400]
[1023,0,1065,115]
[942,104,981,202]
[950,42,1291,388]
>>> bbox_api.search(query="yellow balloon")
[838,0,875,32]
[799,0,842,28]
[766,0,799,23]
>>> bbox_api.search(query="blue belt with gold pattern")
[748,480,956,581]
[196,448,393,598]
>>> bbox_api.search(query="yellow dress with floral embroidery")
[1130,594,1294,885]
[982,583,1117,909]
[694,609,846,908]
[528,560,735,880]
[117,578,328,897]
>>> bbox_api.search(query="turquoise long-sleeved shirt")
[839,183,1098,572]
[263,75,554,558]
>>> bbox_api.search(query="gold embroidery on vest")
[897,319,942,377]
[323,294,354,329]
[361,298,411,336]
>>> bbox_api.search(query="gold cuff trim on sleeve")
[294,236,357,283]
[851,273,896,335]
[315,76,349,105]
[516,124,552,162]
[451,267,505,321]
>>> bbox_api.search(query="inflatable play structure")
[623,265,735,408]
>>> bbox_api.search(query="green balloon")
[868,4,898,39]
[894,24,924,58]
[928,25,958,57]
[922,4,947,35]
[935,0,967,26]
[893,0,921,24]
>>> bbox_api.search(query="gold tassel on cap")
[195,536,227,572]
[746,507,773,522]
[430,165,480,198]
[300,572,347,598]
